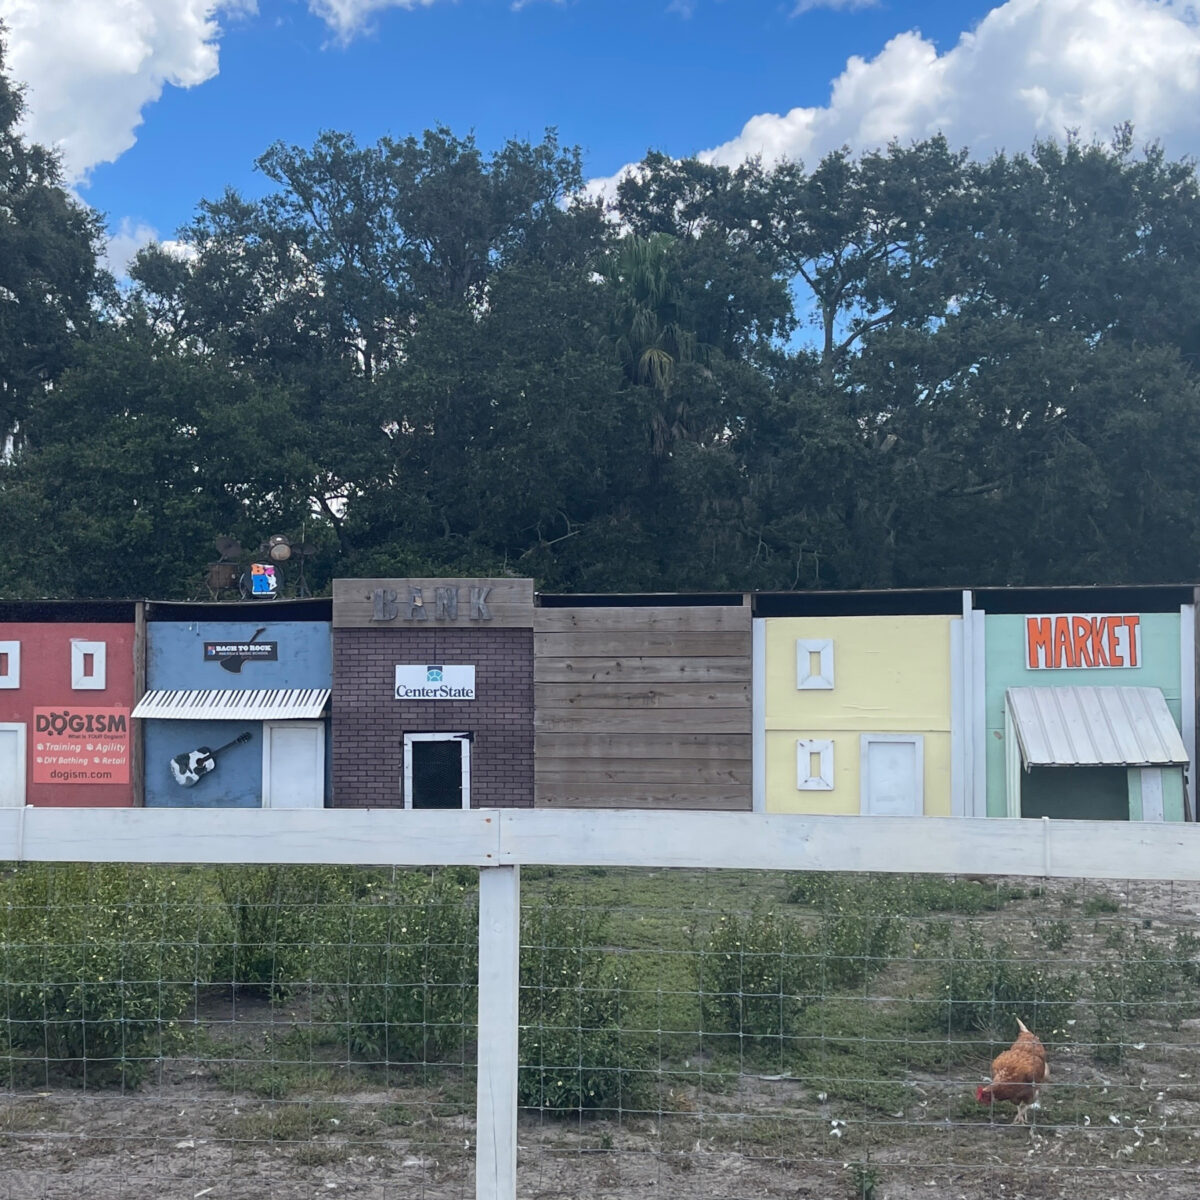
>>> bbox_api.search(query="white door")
[0,723,26,807]
[861,734,924,816]
[262,721,325,809]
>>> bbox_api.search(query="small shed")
[980,587,1194,821]
[133,600,332,808]
[331,578,535,810]
[0,601,138,807]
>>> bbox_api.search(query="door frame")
[0,722,27,807]
[261,720,326,809]
[402,732,471,810]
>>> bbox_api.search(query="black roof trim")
[0,600,138,623]
[146,598,332,623]
[973,584,1196,614]
[536,592,745,608]
[753,589,965,617]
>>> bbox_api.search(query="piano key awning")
[132,688,330,721]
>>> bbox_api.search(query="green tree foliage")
[0,32,107,445]
[3,68,1200,596]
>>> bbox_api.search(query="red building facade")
[0,603,138,807]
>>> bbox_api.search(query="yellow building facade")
[755,616,958,816]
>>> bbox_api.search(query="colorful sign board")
[394,665,476,700]
[204,641,279,663]
[248,563,278,597]
[32,706,130,784]
[1025,614,1142,670]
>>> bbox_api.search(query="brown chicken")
[976,1017,1048,1125]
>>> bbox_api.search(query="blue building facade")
[135,601,332,808]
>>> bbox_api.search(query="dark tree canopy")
[2,45,1200,602]
[0,32,108,444]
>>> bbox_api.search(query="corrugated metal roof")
[132,688,330,721]
[1006,686,1188,768]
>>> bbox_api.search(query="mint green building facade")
[978,602,1192,822]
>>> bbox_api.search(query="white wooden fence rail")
[2,807,1200,1200]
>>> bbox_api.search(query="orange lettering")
[1089,617,1110,667]
[1122,615,1140,667]
[1027,617,1052,669]
[1106,615,1121,665]
[1053,616,1073,669]
[1072,616,1094,668]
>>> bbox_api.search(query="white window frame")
[261,720,326,809]
[796,638,835,690]
[70,639,107,690]
[860,733,925,816]
[0,722,27,807]
[0,641,19,689]
[403,732,472,810]
[796,738,834,791]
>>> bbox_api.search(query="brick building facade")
[331,579,535,808]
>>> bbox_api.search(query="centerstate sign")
[1025,614,1142,670]
[395,665,476,700]
[32,707,130,784]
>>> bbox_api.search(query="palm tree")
[602,233,703,456]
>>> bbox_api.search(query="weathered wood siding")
[333,579,535,629]
[534,605,752,809]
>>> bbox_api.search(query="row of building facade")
[1,578,1194,821]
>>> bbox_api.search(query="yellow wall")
[763,616,956,816]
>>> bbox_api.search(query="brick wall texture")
[332,627,533,808]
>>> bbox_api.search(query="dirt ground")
[2,874,1199,1199]
[1,1075,1198,1200]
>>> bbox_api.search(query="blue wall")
[144,620,332,808]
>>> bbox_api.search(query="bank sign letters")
[1025,613,1142,670]
[373,585,493,623]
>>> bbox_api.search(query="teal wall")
[984,612,1183,818]
[1021,765,1129,820]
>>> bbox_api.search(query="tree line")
[4,38,1200,600]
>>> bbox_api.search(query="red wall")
[0,623,136,806]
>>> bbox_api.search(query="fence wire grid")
[0,860,1197,1200]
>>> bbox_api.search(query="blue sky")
[3,0,1200,264]
[78,0,991,239]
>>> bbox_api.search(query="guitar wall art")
[169,731,253,788]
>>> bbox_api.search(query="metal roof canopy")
[132,689,330,721]
[1006,686,1188,768]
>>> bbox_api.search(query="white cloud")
[583,0,1200,202]
[792,0,881,13]
[102,219,198,278]
[305,0,440,43]
[696,0,1200,170]
[103,218,161,276]
[0,0,253,183]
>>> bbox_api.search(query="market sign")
[395,665,476,700]
[1025,614,1142,670]
[32,707,130,784]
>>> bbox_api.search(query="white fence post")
[476,864,520,1200]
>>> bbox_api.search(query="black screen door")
[408,736,467,809]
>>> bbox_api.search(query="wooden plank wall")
[534,605,753,809]
[333,578,535,628]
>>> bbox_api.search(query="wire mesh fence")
[0,857,1198,1198]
